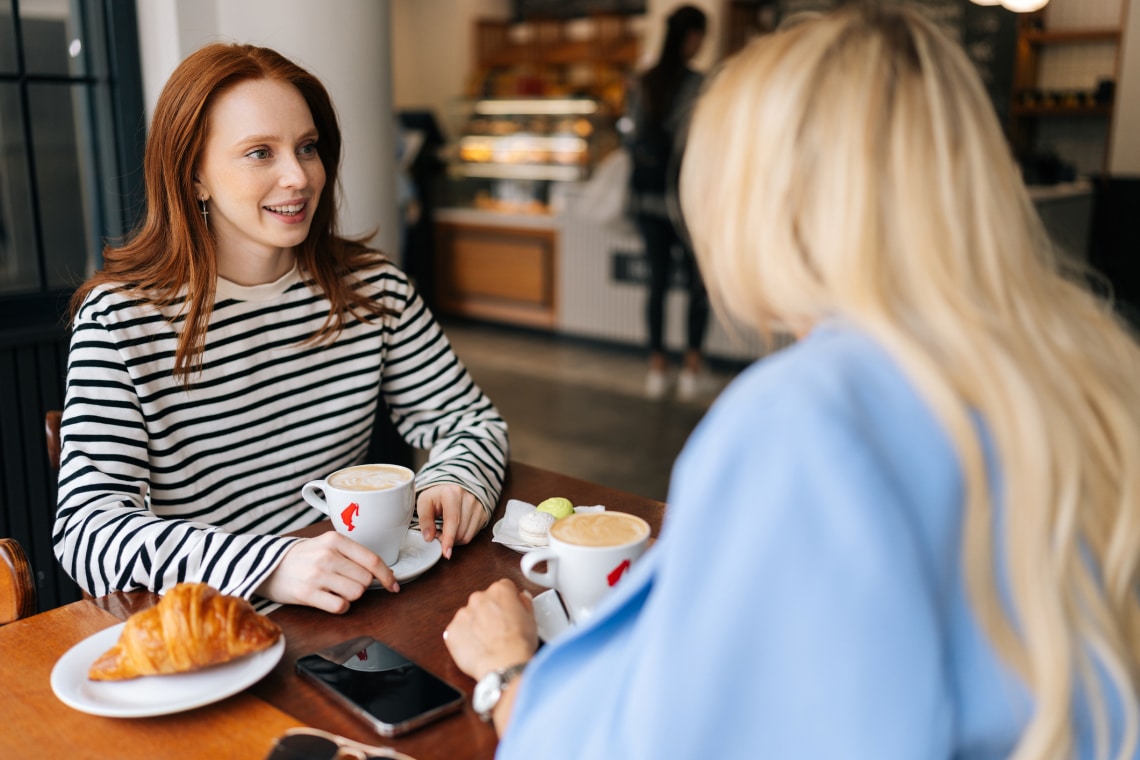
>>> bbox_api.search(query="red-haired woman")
[53,44,508,613]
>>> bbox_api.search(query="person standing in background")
[626,5,710,400]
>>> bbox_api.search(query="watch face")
[473,672,502,716]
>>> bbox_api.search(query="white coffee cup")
[520,511,650,624]
[301,464,415,566]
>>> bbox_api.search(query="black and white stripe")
[54,261,509,598]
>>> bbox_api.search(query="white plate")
[370,529,443,588]
[50,623,285,718]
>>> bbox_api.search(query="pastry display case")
[433,97,618,329]
[440,96,619,215]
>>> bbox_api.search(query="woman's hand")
[417,483,488,559]
[444,579,538,682]
[255,532,398,613]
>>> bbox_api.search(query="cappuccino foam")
[328,464,412,491]
[550,512,648,548]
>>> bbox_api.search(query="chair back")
[45,410,62,471]
[0,538,37,624]
[42,410,89,603]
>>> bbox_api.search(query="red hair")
[71,43,387,379]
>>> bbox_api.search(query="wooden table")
[0,462,665,760]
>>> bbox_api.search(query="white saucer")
[50,623,284,717]
[370,529,443,587]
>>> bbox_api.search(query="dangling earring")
[198,198,209,230]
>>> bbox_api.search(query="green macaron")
[535,496,575,520]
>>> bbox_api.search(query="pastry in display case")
[442,97,618,215]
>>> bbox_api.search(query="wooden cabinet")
[434,216,558,329]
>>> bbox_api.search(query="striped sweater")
[53,260,509,599]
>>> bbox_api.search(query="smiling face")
[194,78,326,273]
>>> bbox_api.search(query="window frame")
[0,0,144,315]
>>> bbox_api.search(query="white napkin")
[492,499,605,549]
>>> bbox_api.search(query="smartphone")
[295,636,464,737]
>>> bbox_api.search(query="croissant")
[88,582,281,681]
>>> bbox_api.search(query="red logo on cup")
[606,559,631,587]
[341,502,360,531]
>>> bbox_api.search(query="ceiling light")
[1001,0,1050,11]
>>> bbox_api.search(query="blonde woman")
[444,4,1140,758]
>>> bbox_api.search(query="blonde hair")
[681,4,1140,759]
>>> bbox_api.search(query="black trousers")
[635,213,709,355]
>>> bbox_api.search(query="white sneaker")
[677,369,716,401]
[645,368,669,400]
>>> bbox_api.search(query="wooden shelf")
[1022,28,1119,45]
[1011,103,1113,117]
[472,14,638,105]
[598,38,639,66]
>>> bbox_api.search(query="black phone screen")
[295,637,463,736]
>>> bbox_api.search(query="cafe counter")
[432,200,771,363]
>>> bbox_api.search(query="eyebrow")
[234,129,319,146]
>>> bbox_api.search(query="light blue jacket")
[499,325,1125,758]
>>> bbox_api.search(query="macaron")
[518,510,556,546]
[536,497,574,520]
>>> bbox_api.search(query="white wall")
[392,0,510,138]
[134,0,399,254]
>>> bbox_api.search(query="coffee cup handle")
[301,480,331,517]
[520,547,559,589]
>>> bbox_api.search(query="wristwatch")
[472,663,527,722]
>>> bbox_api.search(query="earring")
[198,198,209,230]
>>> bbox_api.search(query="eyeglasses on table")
[265,727,418,760]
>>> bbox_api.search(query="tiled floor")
[440,319,736,503]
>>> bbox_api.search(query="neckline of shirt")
[215,263,301,303]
